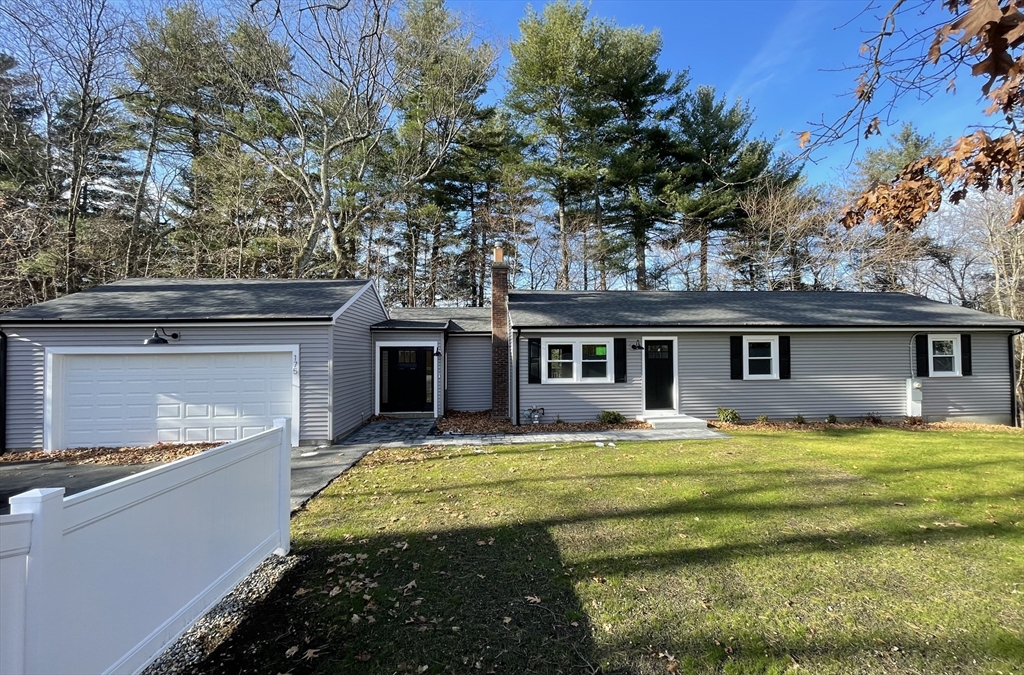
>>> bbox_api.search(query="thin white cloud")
[726,1,825,102]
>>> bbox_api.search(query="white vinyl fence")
[0,418,291,675]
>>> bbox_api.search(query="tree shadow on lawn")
[187,443,1021,675]
[186,500,1019,675]
[186,523,601,675]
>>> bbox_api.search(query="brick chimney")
[491,247,509,419]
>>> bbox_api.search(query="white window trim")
[927,333,962,377]
[540,338,614,384]
[742,335,779,380]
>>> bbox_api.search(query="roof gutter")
[0,316,334,326]
[509,324,1023,333]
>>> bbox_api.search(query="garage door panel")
[185,404,210,418]
[56,352,293,450]
[213,427,238,441]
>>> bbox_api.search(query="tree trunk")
[126,107,163,278]
[635,228,648,291]
[699,225,709,291]
[557,193,569,290]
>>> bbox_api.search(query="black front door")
[380,347,434,413]
[644,340,674,411]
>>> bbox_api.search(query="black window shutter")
[614,338,626,383]
[915,334,930,377]
[730,336,743,380]
[961,333,972,376]
[527,338,541,384]
[779,335,791,379]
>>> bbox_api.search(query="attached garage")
[1,278,388,451]
[47,348,298,449]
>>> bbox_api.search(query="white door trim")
[44,345,301,450]
[374,341,441,417]
[641,335,679,417]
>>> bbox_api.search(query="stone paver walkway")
[337,418,726,449]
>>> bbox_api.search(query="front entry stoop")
[639,414,708,430]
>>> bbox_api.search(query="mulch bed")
[436,409,651,435]
[0,442,225,466]
[708,419,1022,433]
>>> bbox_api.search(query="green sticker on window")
[595,346,606,356]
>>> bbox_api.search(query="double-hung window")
[541,339,613,383]
[928,334,961,377]
[743,335,779,380]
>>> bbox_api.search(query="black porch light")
[144,327,180,345]
[630,339,642,350]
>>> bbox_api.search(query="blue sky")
[449,0,988,185]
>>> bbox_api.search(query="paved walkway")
[339,418,726,448]
[1,420,724,515]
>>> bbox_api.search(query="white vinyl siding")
[919,331,1012,422]
[515,330,1014,425]
[331,288,388,440]
[445,335,492,412]
[518,333,643,423]
[4,324,331,449]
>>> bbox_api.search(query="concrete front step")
[639,414,708,430]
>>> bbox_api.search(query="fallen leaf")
[293,588,308,597]
[893,502,906,507]
[285,646,299,658]
[356,652,371,662]
[503,616,512,624]
[525,595,541,604]
[302,648,321,661]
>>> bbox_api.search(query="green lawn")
[197,428,1023,675]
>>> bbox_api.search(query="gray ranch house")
[0,279,387,451]
[1,254,1021,451]
[377,251,1022,427]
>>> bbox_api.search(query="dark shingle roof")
[0,278,372,323]
[507,291,1023,329]
[374,307,492,333]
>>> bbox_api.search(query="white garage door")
[55,351,294,449]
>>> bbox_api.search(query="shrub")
[793,413,806,425]
[826,413,838,424]
[756,414,770,425]
[554,416,565,424]
[717,407,741,423]
[598,410,626,424]
[863,412,884,425]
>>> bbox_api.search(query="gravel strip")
[143,554,301,675]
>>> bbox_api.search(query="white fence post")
[8,488,65,675]
[273,417,291,556]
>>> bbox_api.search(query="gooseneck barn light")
[143,328,180,345]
